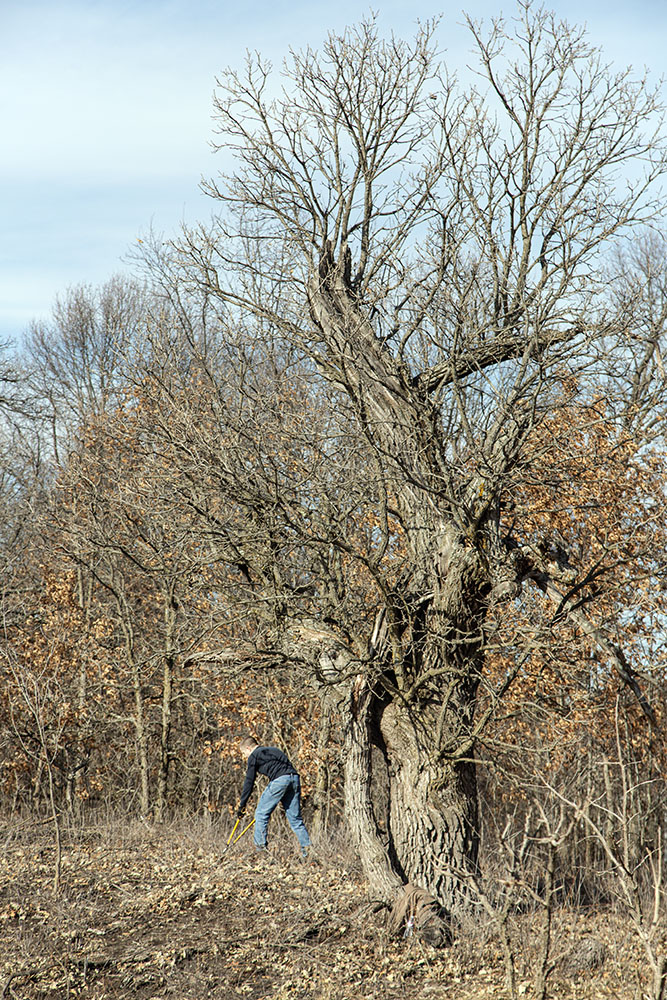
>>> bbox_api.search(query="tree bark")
[342,677,404,902]
[310,699,334,836]
[379,698,480,914]
[156,592,177,823]
[129,653,150,817]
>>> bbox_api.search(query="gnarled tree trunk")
[338,651,482,924]
[342,677,405,902]
[308,252,492,919]
[379,697,480,912]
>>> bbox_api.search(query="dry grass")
[0,814,655,999]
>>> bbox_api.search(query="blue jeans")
[254,773,311,853]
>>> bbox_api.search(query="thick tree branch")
[412,325,581,393]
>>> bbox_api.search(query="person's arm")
[238,752,258,815]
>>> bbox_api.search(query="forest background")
[2,4,667,998]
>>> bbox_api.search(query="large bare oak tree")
[148,4,667,918]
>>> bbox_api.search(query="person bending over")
[237,736,311,857]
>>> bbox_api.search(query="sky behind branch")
[3,0,666,341]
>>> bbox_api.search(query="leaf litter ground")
[0,818,651,998]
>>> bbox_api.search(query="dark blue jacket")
[239,746,298,812]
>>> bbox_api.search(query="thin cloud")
[2,0,665,341]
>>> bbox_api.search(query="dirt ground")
[0,817,653,999]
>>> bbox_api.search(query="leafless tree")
[604,229,667,440]
[4,647,68,895]
[546,713,667,1000]
[143,3,667,918]
[23,276,147,467]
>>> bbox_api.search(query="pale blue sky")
[2,0,666,341]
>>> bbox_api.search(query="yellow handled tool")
[226,816,241,846]
[223,816,256,852]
